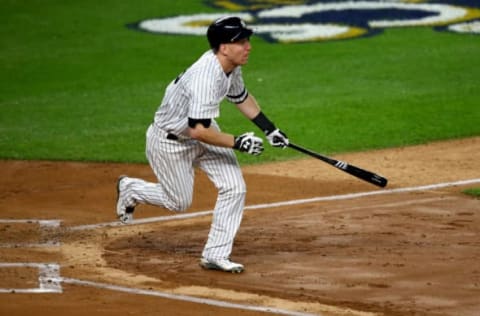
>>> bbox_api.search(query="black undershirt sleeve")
[188,118,212,128]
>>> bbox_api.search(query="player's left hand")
[234,132,264,155]
[266,129,289,148]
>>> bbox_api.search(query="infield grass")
[1,1,479,163]
[463,188,480,198]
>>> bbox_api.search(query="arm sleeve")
[226,67,248,104]
[187,72,220,119]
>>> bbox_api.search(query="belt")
[150,123,182,141]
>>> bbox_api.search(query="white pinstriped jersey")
[118,49,250,262]
[153,50,248,137]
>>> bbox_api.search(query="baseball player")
[116,16,289,273]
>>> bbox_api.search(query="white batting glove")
[266,129,289,148]
[233,132,264,155]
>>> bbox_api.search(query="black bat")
[288,142,388,188]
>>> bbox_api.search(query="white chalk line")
[0,241,61,248]
[0,219,62,248]
[70,178,480,231]
[0,222,63,293]
[0,219,61,226]
[2,178,479,315]
[62,178,472,316]
[0,263,316,315]
[0,263,62,293]
[62,277,318,316]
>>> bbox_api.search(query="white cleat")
[116,175,135,224]
[199,258,244,273]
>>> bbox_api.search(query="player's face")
[224,38,251,66]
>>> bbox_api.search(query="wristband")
[252,111,275,134]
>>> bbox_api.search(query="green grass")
[1,1,479,164]
[463,188,480,198]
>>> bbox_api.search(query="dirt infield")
[0,137,479,316]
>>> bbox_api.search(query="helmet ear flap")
[207,24,221,50]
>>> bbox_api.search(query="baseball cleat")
[116,175,135,224]
[199,258,244,273]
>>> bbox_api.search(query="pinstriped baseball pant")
[124,124,246,260]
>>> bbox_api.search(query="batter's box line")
[0,219,61,226]
[70,178,480,231]
[0,263,62,293]
[62,277,318,316]
[0,219,62,248]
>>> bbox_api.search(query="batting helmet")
[207,16,253,50]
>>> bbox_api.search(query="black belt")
[166,133,179,140]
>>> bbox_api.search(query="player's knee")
[169,198,191,212]
[233,189,247,202]
[220,181,247,200]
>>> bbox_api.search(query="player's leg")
[197,144,246,269]
[116,127,197,222]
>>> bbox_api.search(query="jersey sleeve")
[187,71,220,119]
[226,67,248,104]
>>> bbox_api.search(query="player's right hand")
[266,128,289,148]
[233,132,264,155]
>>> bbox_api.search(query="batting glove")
[266,129,289,148]
[233,132,264,155]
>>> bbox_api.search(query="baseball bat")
[288,142,388,188]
